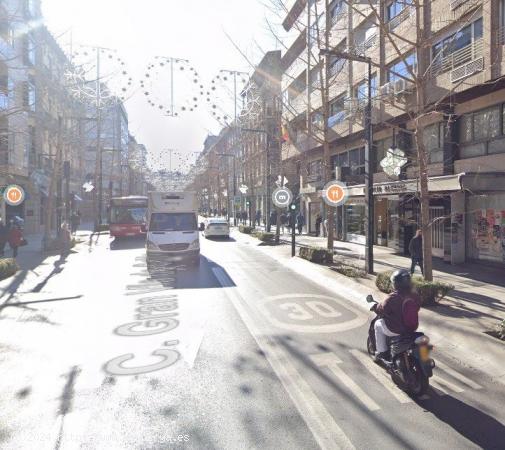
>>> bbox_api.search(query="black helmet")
[390,269,412,291]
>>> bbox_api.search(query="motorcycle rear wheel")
[367,336,376,356]
[409,362,430,397]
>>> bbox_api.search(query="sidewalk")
[0,222,94,305]
[232,227,505,381]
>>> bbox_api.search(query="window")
[0,20,14,46]
[0,73,9,109]
[0,129,9,165]
[349,147,365,175]
[388,53,417,82]
[330,0,345,23]
[328,96,346,127]
[309,67,321,89]
[24,34,35,65]
[374,137,393,172]
[24,76,36,111]
[431,18,483,72]
[329,55,346,76]
[307,159,323,181]
[387,0,412,21]
[356,74,377,100]
[459,105,504,158]
[149,213,197,232]
[423,122,445,164]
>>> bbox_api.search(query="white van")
[146,192,203,266]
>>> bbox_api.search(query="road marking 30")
[311,352,381,412]
[349,350,412,404]
[212,267,355,450]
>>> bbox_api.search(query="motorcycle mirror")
[366,295,375,303]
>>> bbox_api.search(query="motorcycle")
[366,294,435,396]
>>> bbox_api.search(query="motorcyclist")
[374,269,421,361]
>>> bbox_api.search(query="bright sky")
[41,0,279,171]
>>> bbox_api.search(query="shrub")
[299,246,333,264]
[376,271,394,293]
[239,225,255,234]
[256,232,275,242]
[0,258,18,280]
[333,263,366,278]
[375,270,454,306]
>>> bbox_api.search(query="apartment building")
[281,0,505,266]
[239,50,282,224]
[0,0,86,233]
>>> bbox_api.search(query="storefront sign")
[347,174,463,197]
[322,181,348,207]
[3,185,25,206]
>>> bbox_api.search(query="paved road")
[0,232,504,449]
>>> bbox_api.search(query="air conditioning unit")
[394,78,414,96]
[380,82,394,98]
[450,57,484,82]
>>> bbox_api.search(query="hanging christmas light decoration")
[65,46,135,107]
[140,56,202,117]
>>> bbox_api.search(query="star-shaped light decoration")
[380,147,408,177]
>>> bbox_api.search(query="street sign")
[272,187,293,209]
[322,181,348,207]
[3,185,25,206]
[275,175,289,187]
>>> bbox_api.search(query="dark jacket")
[377,290,421,335]
[409,235,423,259]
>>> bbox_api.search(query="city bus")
[109,196,148,238]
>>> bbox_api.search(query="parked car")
[204,218,230,239]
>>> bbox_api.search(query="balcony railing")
[388,7,412,31]
[429,38,483,78]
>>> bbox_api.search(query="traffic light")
[246,200,250,207]
[290,203,296,211]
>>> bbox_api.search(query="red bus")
[109,196,148,238]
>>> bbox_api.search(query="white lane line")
[435,360,483,390]
[432,375,464,393]
[211,267,355,450]
[430,379,449,396]
[349,350,412,404]
[310,353,381,412]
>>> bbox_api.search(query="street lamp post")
[216,153,237,225]
[320,48,374,274]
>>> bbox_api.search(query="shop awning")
[346,173,464,197]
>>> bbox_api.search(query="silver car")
[203,218,230,239]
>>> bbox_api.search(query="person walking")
[269,210,277,233]
[280,212,287,234]
[0,217,8,257]
[409,229,424,276]
[242,210,248,225]
[255,209,262,227]
[315,213,322,237]
[8,223,23,258]
[60,222,72,258]
[296,212,305,235]
[70,211,80,235]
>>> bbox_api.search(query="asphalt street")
[0,231,504,449]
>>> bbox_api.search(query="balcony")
[429,38,483,80]
[388,7,412,31]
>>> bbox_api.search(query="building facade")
[281,0,505,266]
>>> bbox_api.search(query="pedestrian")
[70,211,80,235]
[315,213,322,237]
[255,209,262,227]
[0,217,8,257]
[8,223,24,258]
[242,210,248,225]
[269,210,277,232]
[296,211,305,235]
[323,218,328,237]
[280,212,287,233]
[409,229,424,276]
[60,221,72,257]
